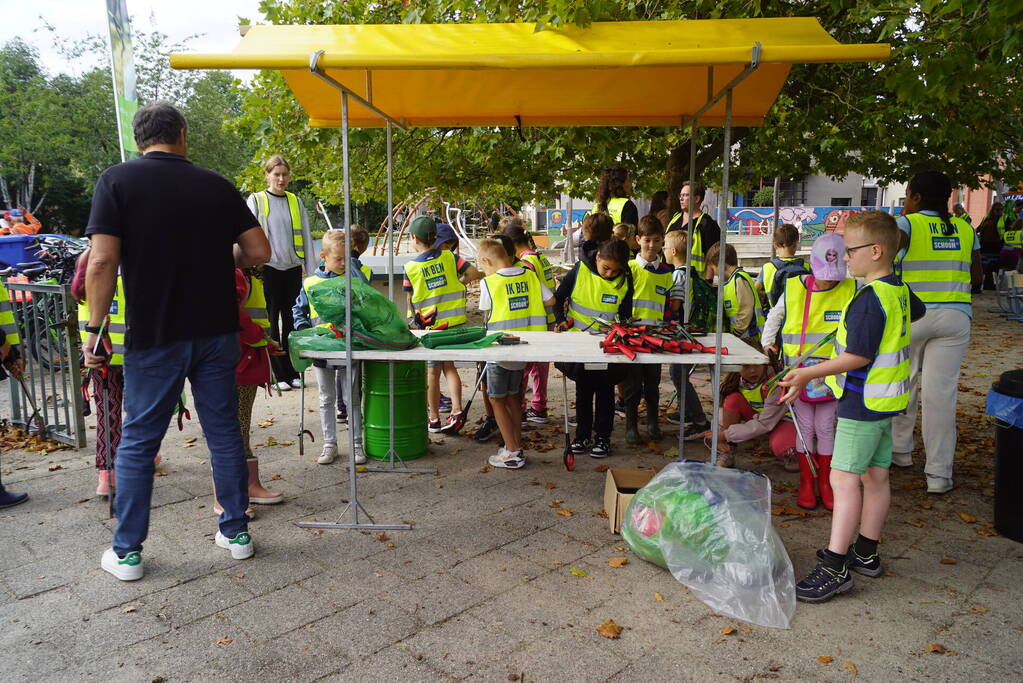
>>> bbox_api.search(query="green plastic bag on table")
[421,326,503,349]
[288,327,347,373]
[288,276,419,372]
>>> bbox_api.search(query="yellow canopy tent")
[170,18,890,513]
[170,18,889,129]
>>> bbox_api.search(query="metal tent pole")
[676,116,699,461]
[708,89,734,467]
[365,120,435,474]
[298,89,410,531]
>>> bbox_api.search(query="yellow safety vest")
[254,190,305,261]
[483,269,548,332]
[825,279,912,413]
[722,268,765,341]
[1004,229,1022,247]
[585,197,631,225]
[780,277,856,363]
[0,280,20,347]
[667,212,707,273]
[520,250,556,325]
[898,213,973,305]
[628,260,674,325]
[302,275,336,328]
[243,275,270,348]
[360,263,372,281]
[567,261,626,331]
[761,256,804,300]
[77,276,126,366]
[403,250,467,327]
[739,384,765,413]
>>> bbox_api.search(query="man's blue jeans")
[112,334,248,556]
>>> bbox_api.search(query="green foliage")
[752,187,776,207]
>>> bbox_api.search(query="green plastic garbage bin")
[362,360,427,461]
[988,369,1023,543]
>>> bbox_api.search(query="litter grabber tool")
[562,370,573,471]
[175,395,191,431]
[763,330,837,396]
[298,370,314,455]
[496,334,527,345]
[90,317,116,517]
[410,307,447,330]
[14,373,44,434]
[766,349,816,477]
[80,369,92,417]
[315,200,335,231]
[440,367,486,436]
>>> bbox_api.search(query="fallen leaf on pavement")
[842,661,858,676]
[939,558,957,565]
[122,605,137,613]
[957,512,976,524]
[926,643,946,654]
[608,557,628,568]
[47,464,62,471]
[373,532,390,542]
[816,656,834,664]
[154,471,167,477]
[596,508,609,518]
[216,637,233,645]
[593,464,609,472]
[270,474,282,481]
[975,528,998,537]
[721,627,736,635]
[771,504,810,517]
[184,437,198,443]
[654,592,664,601]
[556,508,574,516]
[257,419,274,427]
[569,567,589,578]
[545,481,556,489]
[596,619,623,639]
[234,573,245,579]
[278,441,294,446]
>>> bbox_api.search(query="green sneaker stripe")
[120,552,141,566]
[231,532,251,546]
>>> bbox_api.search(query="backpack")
[686,267,718,332]
[767,257,810,308]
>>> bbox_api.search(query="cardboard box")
[603,468,656,534]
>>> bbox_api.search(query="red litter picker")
[592,319,730,359]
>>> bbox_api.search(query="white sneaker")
[892,451,913,468]
[926,475,954,494]
[101,547,143,581]
[318,443,338,464]
[488,448,525,469]
[353,446,367,465]
[215,530,254,560]
[274,381,292,392]
[290,378,303,389]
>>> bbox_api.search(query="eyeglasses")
[845,242,876,256]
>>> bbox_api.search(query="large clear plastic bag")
[621,460,796,629]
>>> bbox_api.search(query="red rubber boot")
[796,452,817,510]
[816,454,834,511]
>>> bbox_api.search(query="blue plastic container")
[0,235,41,268]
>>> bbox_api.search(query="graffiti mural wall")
[727,206,903,240]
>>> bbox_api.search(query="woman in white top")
[246,156,313,391]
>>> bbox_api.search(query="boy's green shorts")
[831,417,893,474]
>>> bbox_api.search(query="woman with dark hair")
[594,166,639,226]
[650,190,669,227]
[976,214,1003,290]
[891,171,981,494]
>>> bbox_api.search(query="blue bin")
[0,235,41,268]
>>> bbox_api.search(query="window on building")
[860,187,878,207]
[830,197,852,206]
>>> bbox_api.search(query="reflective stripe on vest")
[780,277,856,362]
[77,276,126,365]
[567,262,626,331]
[628,260,674,325]
[722,268,765,341]
[0,282,19,347]
[667,212,706,272]
[483,269,548,332]
[244,275,270,348]
[520,251,556,324]
[254,190,304,261]
[825,279,912,413]
[898,213,973,305]
[403,250,467,327]
[739,385,765,413]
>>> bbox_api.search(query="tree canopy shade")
[170,19,889,129]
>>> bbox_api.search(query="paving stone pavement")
[1,295,1021,682]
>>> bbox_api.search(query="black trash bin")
[988,369,1023,543]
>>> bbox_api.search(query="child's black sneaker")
[474,416,499,442]
[796,549,853,603]
[427,418,442,433]
[590,437,612,458]
[570,438,592,454]
[336,407,348,423]
[683,421,710,441]
[846,546,882,577]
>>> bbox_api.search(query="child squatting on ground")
[476,238,555,469]
[293,230,369,466]
[403,216,480,434]
[762,233,857,511]
[779,211,925,603]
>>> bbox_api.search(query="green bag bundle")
[420,326,502,349]
[288,327,347,373]
[288,276,419,372]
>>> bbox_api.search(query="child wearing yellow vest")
[624,215,682,444]
[762,233,856,511]
[293,231,370,466]
[780,211,925,603]
[504,223,557,424]
[756,223,807,308]
[334,225,372,422]
[477,239,555,469]
[403,216,480,434]
[703,242,765,342]
[709,361,798,469]
[553,215,634,459]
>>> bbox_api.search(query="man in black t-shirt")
[84,102,270,581]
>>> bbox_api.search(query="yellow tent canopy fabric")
[170,18,889,129]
